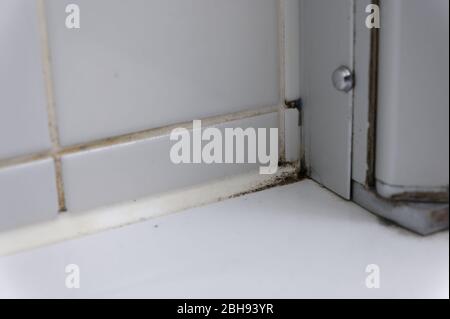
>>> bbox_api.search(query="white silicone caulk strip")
[0,163,298,256]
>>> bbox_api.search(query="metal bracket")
[285,98,303,126]
[353,181,449,235]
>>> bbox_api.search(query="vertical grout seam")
[278,0,287,162]
[37,0,67,212]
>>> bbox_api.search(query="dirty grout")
[37,0,67,212]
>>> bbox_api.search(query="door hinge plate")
[286,98,303,126]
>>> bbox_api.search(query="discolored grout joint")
[0,151,52,170]
[37,0,67,213]
[53,156,67,212]
[0,105,280,170]
[59,105,279,156]
[230,162,303,200]
[278,0,287,162]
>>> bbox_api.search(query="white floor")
[0,180,448,299]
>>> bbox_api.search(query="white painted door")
[301,0,354,199]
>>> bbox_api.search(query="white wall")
[0,0,51,159]
[1,0,300,231]
[0,0,59,231]
[45,0,281,146]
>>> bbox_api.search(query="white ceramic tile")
[0,0,52,159]
[284,109,301,162]
[0,159,59,231]
[62,112,279,213]
[284,0,301,101]
[45,0,280,146]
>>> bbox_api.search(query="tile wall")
[0,0,301,231]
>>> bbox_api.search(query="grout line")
[37,0,59,150]
[53,157,67,211]
[0,151,53,170]
[60,105,279,155]
[278,0,287,161]
[36,0,67,212]
[0,105,279,169]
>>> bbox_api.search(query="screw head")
[332,66,354,93]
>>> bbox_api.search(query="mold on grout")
[0,163,300,256]
[53,157,67,212]
[37,0,67,213]
[230,161,302,199]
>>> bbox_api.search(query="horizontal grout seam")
[0,105,280,170]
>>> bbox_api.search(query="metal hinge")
[285,98,303,126]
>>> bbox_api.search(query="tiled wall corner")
[0,0,52,159]
[61,112,279,213]
[0,159,59,231]
[45,0,280,146]
[1,1,302,233]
